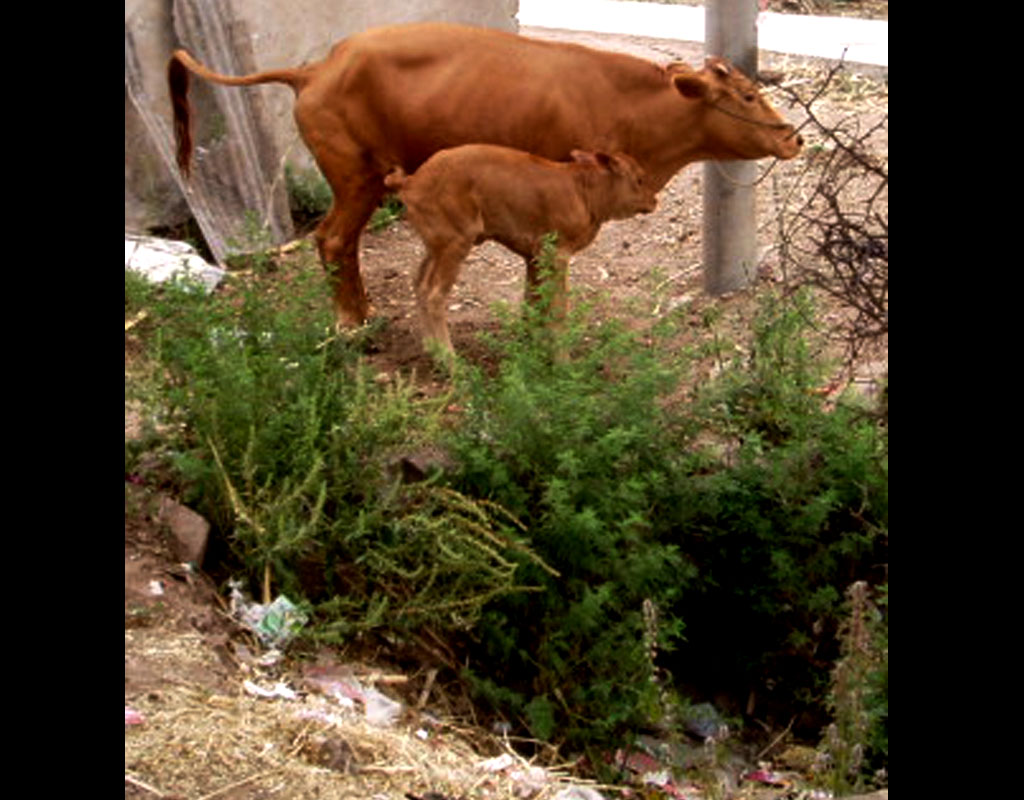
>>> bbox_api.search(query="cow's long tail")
[168,49,313,178]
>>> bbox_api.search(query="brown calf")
[384,145,658,354]
[169,23,802,331]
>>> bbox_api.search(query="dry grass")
[125,630,611,800]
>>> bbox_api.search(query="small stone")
[158,496,210,565]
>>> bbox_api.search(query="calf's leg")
[415,238,474,355]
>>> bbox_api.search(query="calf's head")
[570,150,659,220]
[671,58,803,161]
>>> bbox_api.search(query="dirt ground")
[126,17,888,800]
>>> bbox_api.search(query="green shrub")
[285,164,403,232]
[664,290,888,724]
[447,298,694,749]
[127,266,549,643]
[448,288,886,752]
[369,193,405,232]
[822,581,888,792]
[129,264,887,763]
[286,166,333,223]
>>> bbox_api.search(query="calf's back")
[392,145,655,258]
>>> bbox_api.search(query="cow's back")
[297,24,666,173]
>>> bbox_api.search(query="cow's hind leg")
[296,99,384,330]
[315,177,385,330]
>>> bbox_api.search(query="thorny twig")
[771,60,888,372]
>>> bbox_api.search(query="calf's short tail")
[383,167,408,190]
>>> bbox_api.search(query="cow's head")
[671,58,802,161]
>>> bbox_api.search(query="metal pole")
[703,0,759,295]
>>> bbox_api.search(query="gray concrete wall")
[125,0,519,250]
[126,0,188,232]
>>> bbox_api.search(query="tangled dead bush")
[772,62,888,371]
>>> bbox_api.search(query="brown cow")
[383,145,658,355]
[169,23,802,330]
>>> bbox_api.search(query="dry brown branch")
[772,61,888,370]
[125,773,168,797]
[197,768,284,800]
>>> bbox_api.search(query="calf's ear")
[570,150,599,166]
[606,152,639,175]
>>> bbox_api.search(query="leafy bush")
[663,291,888,726]
[126,266,548,641]
[447,300,694,749]
[368,193,405,232]
[128,266,887,762]
[822,581,888,792]
[286,166,333,224]
[285,165,403,233]
[441,290,886,752]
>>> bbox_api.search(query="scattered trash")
[640,768,673,789]
[615,748,661,774]
[147,580,165,596]
[509,764,549,796]
[295,707,350,728]
[256,649,284,667]
[125,706,145,726]
[243,679,298,700]
[681,702,729,740]
[478,753,515,772]
[304,672,367,705]
[230,583,308,648]
[552,788,607,800]
[742,768,790,787]
[475,752,555,798]
[302,666,405,726]
[613,747,693,799]
[125,234,226,292]
[364,685,404,726]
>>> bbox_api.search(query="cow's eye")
[743,93,755,103]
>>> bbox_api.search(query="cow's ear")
[705,58,731,78]
[673,73,708,100]
[666,61,695,76]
